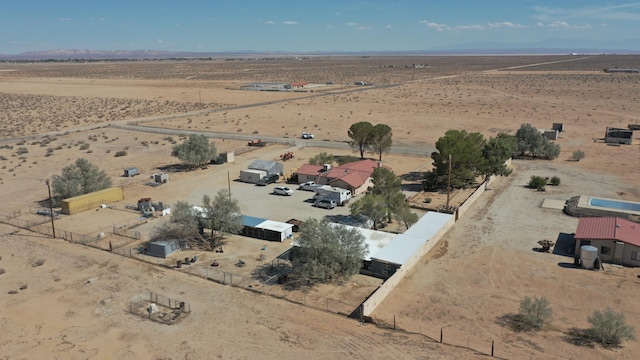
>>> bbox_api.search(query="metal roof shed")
[147,240,181,258]
[241,216,293,242]
[248,159,284,175]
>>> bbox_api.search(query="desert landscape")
[1,55,639,359]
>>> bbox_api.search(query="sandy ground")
[1,56,639,358]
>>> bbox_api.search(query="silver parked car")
[314,199,336,209]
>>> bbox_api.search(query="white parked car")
[273,186,294,196]
[301,132,315,139]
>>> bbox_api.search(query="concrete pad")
[541,199,566,210]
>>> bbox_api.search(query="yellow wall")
[61,187,124,215]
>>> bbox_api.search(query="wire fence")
[372,315,504,359]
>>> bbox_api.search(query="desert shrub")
[114,150,127,157]
[0,268,5,275]
[19,284,28,290]
[550,176,561,186]
[335,155,360,166]
[0,156,7,161]
[105,149,111,153]
[571,149,585,161]
[8,290,18,294]
[544,142,561,160]
[163,136,174,142]
[588,308,636,348]
[79,143,90,150]
[16,147,29,155]
[519,295,553,331]
[32,259,46,267]
[528,176,547,190]
[424,198,432,203]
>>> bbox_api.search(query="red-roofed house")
[574,217,640,266]
[296,159,387,195]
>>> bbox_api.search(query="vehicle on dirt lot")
[257,174,279,186]
[301,132,315,139]
[298,181,321,191]
[314,199,336,209]
[273,186,294,196]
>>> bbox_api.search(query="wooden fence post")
[491,340,494,357]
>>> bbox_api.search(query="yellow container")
[61,187,124,215]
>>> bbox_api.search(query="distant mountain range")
[1,43,639,61]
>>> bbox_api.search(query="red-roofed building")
[290,81,308,88]
[574,217,640,266]
[296,159,388,195]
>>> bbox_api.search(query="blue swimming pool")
[588,197,640,212]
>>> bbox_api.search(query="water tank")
[580,245,598,269]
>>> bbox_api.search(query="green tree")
[588,308,636,348]
[480,133,515,183]
[348,121,373,159]
[171,134,217,169]
[431,130,486,188]
[349,193,387,230]
[371,167,405,222]
[51,158,112,201]
[151,201,210,249]
[519,295,553,331]
[292,218,368,282]
[308,152,334,166]
[201,189,243,245]
[515,123,561,159]
[394,205,419,230]
[369,123,393,161]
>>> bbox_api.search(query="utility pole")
[446,154,452,209]
[227,171,231,200]
[45,179,56,238]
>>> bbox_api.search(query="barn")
[146,240,182,258]
[241,215,294,242]
[61,187,124,215]
[573,217,640,267]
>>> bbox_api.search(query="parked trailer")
[124,167,139,177]
[240,169,267,184]
[313,185,352,206]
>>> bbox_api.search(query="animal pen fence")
[129,292,190,325]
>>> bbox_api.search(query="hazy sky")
[2,1,639,54]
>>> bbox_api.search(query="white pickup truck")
[298,181,322,191]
